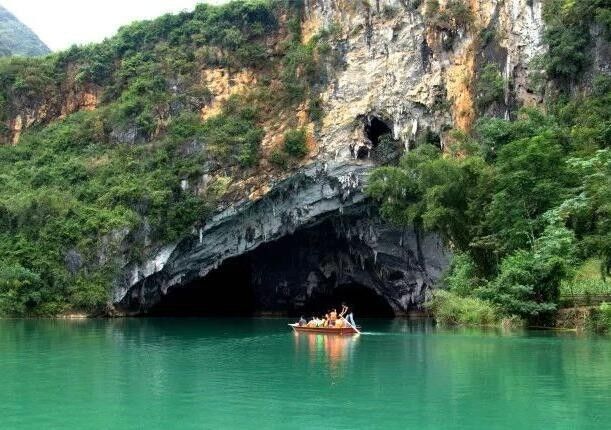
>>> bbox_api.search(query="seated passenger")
[328,309,337,327]
[328,308,337,327]
[298,316,307,326]
[307,317,317,327]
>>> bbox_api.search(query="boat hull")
[289,323,359,335]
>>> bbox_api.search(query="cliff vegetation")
[0,0,330,316]
[368,75,610,327]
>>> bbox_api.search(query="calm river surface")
[1,318,610,429]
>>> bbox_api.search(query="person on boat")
[340,302,356,327]
[322,313,329,327]
[307,317,318,327]
[328,308,337,327]
[298,316,307,326]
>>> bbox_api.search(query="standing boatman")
[340,302,356,327]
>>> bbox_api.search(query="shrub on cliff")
[284,128,308,158]
[542,0,611,84]
[269,148,289,168]
[202,97,264,168]
[425,0,473,32]
[475,64,505,113]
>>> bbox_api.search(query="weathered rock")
[109,124,148,145]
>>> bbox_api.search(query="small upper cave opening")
[353,116,394,160]
[365,116,392,147]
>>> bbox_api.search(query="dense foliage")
[475,64,504,112]
[588,302,611,333]
[542,0,611,84]
[426,290,500,326]
[0,0,334,132]
[0,106,224,315]
[368,76,610,325]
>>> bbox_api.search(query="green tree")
[475,64,504,112]
[477,222,575,321]
[486,132,573,252]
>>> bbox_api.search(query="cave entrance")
[148,257,255,316]
[298,284,395,318]
[146,217,398,318]
[365,117,392,146]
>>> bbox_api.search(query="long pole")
[342,316,361,334]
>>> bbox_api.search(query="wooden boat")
[288,323,360,335]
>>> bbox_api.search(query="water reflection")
[293,332,359,377]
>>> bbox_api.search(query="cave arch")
[146,217,400,318]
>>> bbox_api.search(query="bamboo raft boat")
[288,323,360,335]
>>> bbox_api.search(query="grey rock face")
[110,0,552,315]
[109,125,148,145]
[113,161,449,315]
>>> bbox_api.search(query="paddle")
[342,316,361,334]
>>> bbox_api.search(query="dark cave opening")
[365,117,392,146]
[356,116,393,160]
[356,145,370,159]
[147,217,398,318]
[298,284,395,319]
[148,258,256,316]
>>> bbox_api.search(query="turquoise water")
[1,318,610,429]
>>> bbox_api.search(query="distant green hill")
[0,5,50,57]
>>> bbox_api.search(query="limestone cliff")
[111,0,552,315]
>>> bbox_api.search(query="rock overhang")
[113,160,449,316]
